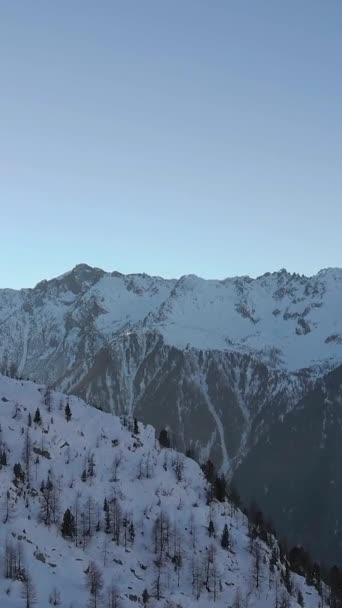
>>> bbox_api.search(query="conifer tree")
[208,519,215,538]
[221,523,230,550]
[33,408,42,425]
[159,429,170,448]
[13,462,25,483]
[61,508,75,538]
[65,402,72,422]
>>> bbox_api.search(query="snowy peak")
[1,264,342,392]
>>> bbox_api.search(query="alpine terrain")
[1,264,342,563]
[0,374,333,607]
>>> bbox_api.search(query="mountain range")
[1,264,342,564]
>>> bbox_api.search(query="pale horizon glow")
[1,1,342,289]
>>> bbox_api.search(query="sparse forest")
[0,373,337,607]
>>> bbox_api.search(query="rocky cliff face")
[1,264,342,562]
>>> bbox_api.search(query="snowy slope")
[0,375,328,608]
[145,268,342,370]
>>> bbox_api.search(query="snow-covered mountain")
[0,375,330,607]
[2,264,342,373]
[2,264,342,466]
[1,264,342,565]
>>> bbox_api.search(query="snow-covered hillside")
[0,375,328,607]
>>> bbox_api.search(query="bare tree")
[39,473,60,526]
[111,452,122,482]
[203,544,216,587]
[109,497,122,545]
[84,496,95,538]
[232,588,244,608]
[3,489,11,523]
[73,490,81,546]
[87,451,96,478]
[105,582,120,608]
[22,428,32,486]
[85,561,104,608]
[279,590,290,608]
[191,555,202,600]
[21,571,37,608]
[16,540,25,580]
[252,541,262,590]
[152,556,164,601]
[44,387,52,412]
[172,524,183,588]
[210,550,221,602]
[173,454,185,482]
[4,538,15,579]
[102,535,110,567]
[49,588,62,606]
[152,511,171,558]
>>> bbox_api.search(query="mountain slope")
[0,375,329,607]
[2,264,341,469]
[1,264,342,565]
[234,364,342,566]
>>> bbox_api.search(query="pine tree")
[297,589,304,607]
[142,589,149,605]
[81,469,87,482]
[65,402,72,422]
[28,413,32,427]
[221,523,230,550]
[159,429,170,448]
[33,408,42,425]
[134,418,139,435]
[61,508,75,538]
[13,462,25,483]
[214,475,227,502]
[208,519,215,537]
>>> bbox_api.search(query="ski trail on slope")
[18,315,29,377]
[198,372,230,473]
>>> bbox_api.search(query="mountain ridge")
[1,264,342,564]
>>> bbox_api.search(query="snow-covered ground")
[0,375,328,607]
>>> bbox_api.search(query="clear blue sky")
[1,1,341,288]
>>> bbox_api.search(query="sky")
[1,1,341,289]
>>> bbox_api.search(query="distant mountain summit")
[1,264,342,562]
